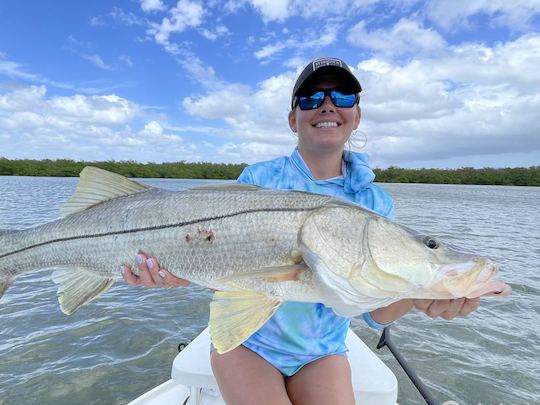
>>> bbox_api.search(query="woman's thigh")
[211,345,292,405]
[285,355,355,405]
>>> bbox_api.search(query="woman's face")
[288,76,361,155]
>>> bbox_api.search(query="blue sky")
[1,0,539,168]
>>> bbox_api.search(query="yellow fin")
[60,166,152,217]
[215,264,308,284]
[52,268,115,315]
[209,290,281,354]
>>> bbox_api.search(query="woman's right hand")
[121,251,190,288]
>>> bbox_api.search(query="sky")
[1,0,539,168]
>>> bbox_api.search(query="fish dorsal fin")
[60,166,152,217]
[52,268,115,315]
[209,290,281,354]
[189,183,263,191]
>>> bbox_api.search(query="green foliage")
[0,157,538,185]
[373,166,540,186]
[0,157,247,180]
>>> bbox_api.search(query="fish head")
[300,205,510,302]
[354,216,510,298]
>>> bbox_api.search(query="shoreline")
[0,158,538,186]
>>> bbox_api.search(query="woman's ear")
[288,110,297,133]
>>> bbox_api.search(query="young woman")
[121,57,481,405]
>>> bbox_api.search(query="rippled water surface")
[0,177,538,405]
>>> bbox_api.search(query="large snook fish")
[0,167,511,353]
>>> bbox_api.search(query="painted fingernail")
[135,254,143,265]
[158,270,166,278]
[146,258,153,269]
[120,265,126,274]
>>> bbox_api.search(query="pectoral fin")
[52,268,115,315]
[209,290,281,354]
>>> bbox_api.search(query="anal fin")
[209,290,281,354]
[52,268,115,315]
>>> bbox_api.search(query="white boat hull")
[129,327,398,405]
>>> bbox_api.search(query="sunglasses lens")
[296,89,357,110]
[297,91,325,110]
[331,91,357,107]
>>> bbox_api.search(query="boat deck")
[129,328,398,405]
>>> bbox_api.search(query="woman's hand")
[369,297,481,325]
[413,297,481,320]
[121,251,190,288]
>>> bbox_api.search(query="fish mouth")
[432,258,507,297]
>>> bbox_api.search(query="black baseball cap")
[291,57,362,109]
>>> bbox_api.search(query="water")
[0,177,538,405]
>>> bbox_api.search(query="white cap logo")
[313,58,343,71]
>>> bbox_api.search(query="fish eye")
[424,237,439,249]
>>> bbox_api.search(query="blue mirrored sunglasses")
[293,89,358,110]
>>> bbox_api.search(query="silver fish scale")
[2,188,336,296]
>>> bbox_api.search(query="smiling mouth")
[314,121,340,128]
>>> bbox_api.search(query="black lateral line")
[1,206,318,259]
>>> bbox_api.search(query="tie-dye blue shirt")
[236,148,395,375]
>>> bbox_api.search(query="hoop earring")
[348,129,367,150]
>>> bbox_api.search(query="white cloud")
[199,24,229,41]
[0,86,138,128]
[89,15,105,27]
[178,32,540,166]
[0,55,40,82]
[81,53,113,70]
[250,0,290,22]
[425,0,540,31]
[347,18,447,56]
[218,141,291,163]
[0,85,47,111]
[253,23,339,62]
[4,0,539,168]
[118,55,134,68]
[0,54,128,95]
[0,85,198,162]
[178,53,220,88]
[142,120,164,135]
[223,0,248,14]
[49,94,139,124]
[254,43,286,60]
[241,0,379,22]
[352,34,540,166]
[140,0,166,12]
[289,0,377,19]
[182,72,297,147]
[109,7,146,26]
[148,0,205,45]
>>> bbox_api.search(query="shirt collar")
[290,148,375,192]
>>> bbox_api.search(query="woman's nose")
[319,95,335,113]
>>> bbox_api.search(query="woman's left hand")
[413,297,481,320]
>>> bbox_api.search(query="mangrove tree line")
[0,158,538,186]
